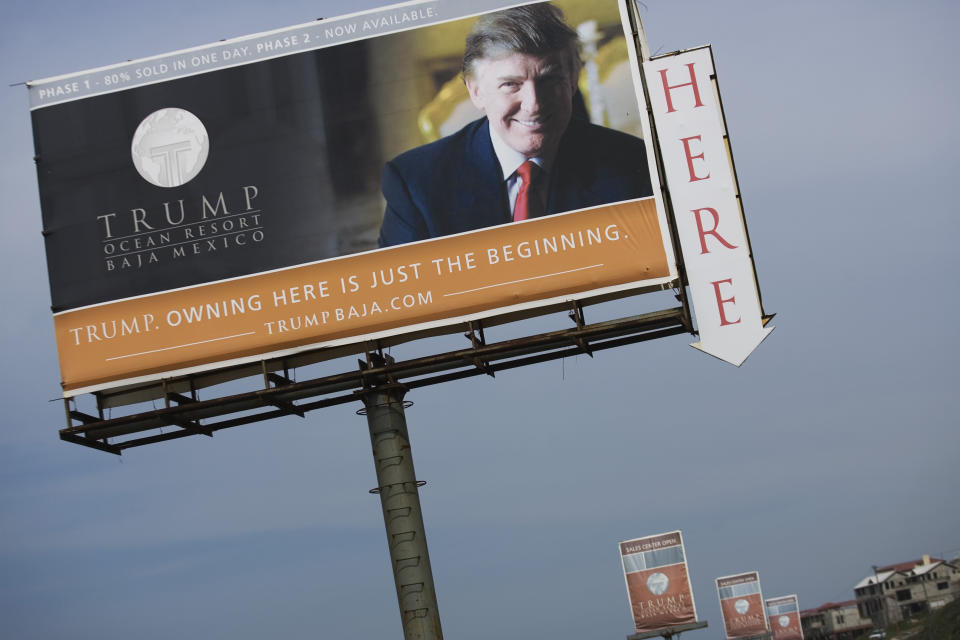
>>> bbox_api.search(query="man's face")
[465,51,576,158]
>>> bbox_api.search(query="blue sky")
[2,1,958,638]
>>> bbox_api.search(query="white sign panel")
[644,47,772,366]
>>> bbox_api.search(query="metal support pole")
[626,620,708,640]
[360,385,443,640]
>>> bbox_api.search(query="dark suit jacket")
[378,117,653,247]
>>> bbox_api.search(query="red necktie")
[513,160,540,221]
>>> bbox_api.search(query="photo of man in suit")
[378,2,654,248]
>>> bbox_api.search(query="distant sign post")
[620,530,707,639]
[765,595,803,640]
[717,571,771,639]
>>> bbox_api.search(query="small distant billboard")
[619,530,697,633]
[716,571,769,639]
[765,594,803,640]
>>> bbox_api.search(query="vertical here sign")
[645,47,772,366]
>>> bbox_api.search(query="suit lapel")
[547,119,600,215]
[452,119,511,233]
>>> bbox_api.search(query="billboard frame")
[619,529,703,636]
[61,300,690,454]
[47,0,709,453]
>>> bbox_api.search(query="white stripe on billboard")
[765,594,803,640]
[28,0,516,109]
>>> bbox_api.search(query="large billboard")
[619,530,698,633]
[765,595,803,640]
[717,571,769,639]
[29,0,676,396]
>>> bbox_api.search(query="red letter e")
[711,278,741,326]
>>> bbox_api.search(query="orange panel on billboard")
[55,199,669,392]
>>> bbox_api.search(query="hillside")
[906,598,960,639]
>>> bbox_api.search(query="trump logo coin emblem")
[646,572,670,595]
[131,108,209,187]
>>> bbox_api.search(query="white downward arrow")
[644,46,773,366]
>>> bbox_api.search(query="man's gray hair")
[462,3,582,80]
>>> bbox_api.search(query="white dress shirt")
[488,127,553,220]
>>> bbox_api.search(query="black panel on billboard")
[35,42,382,312]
